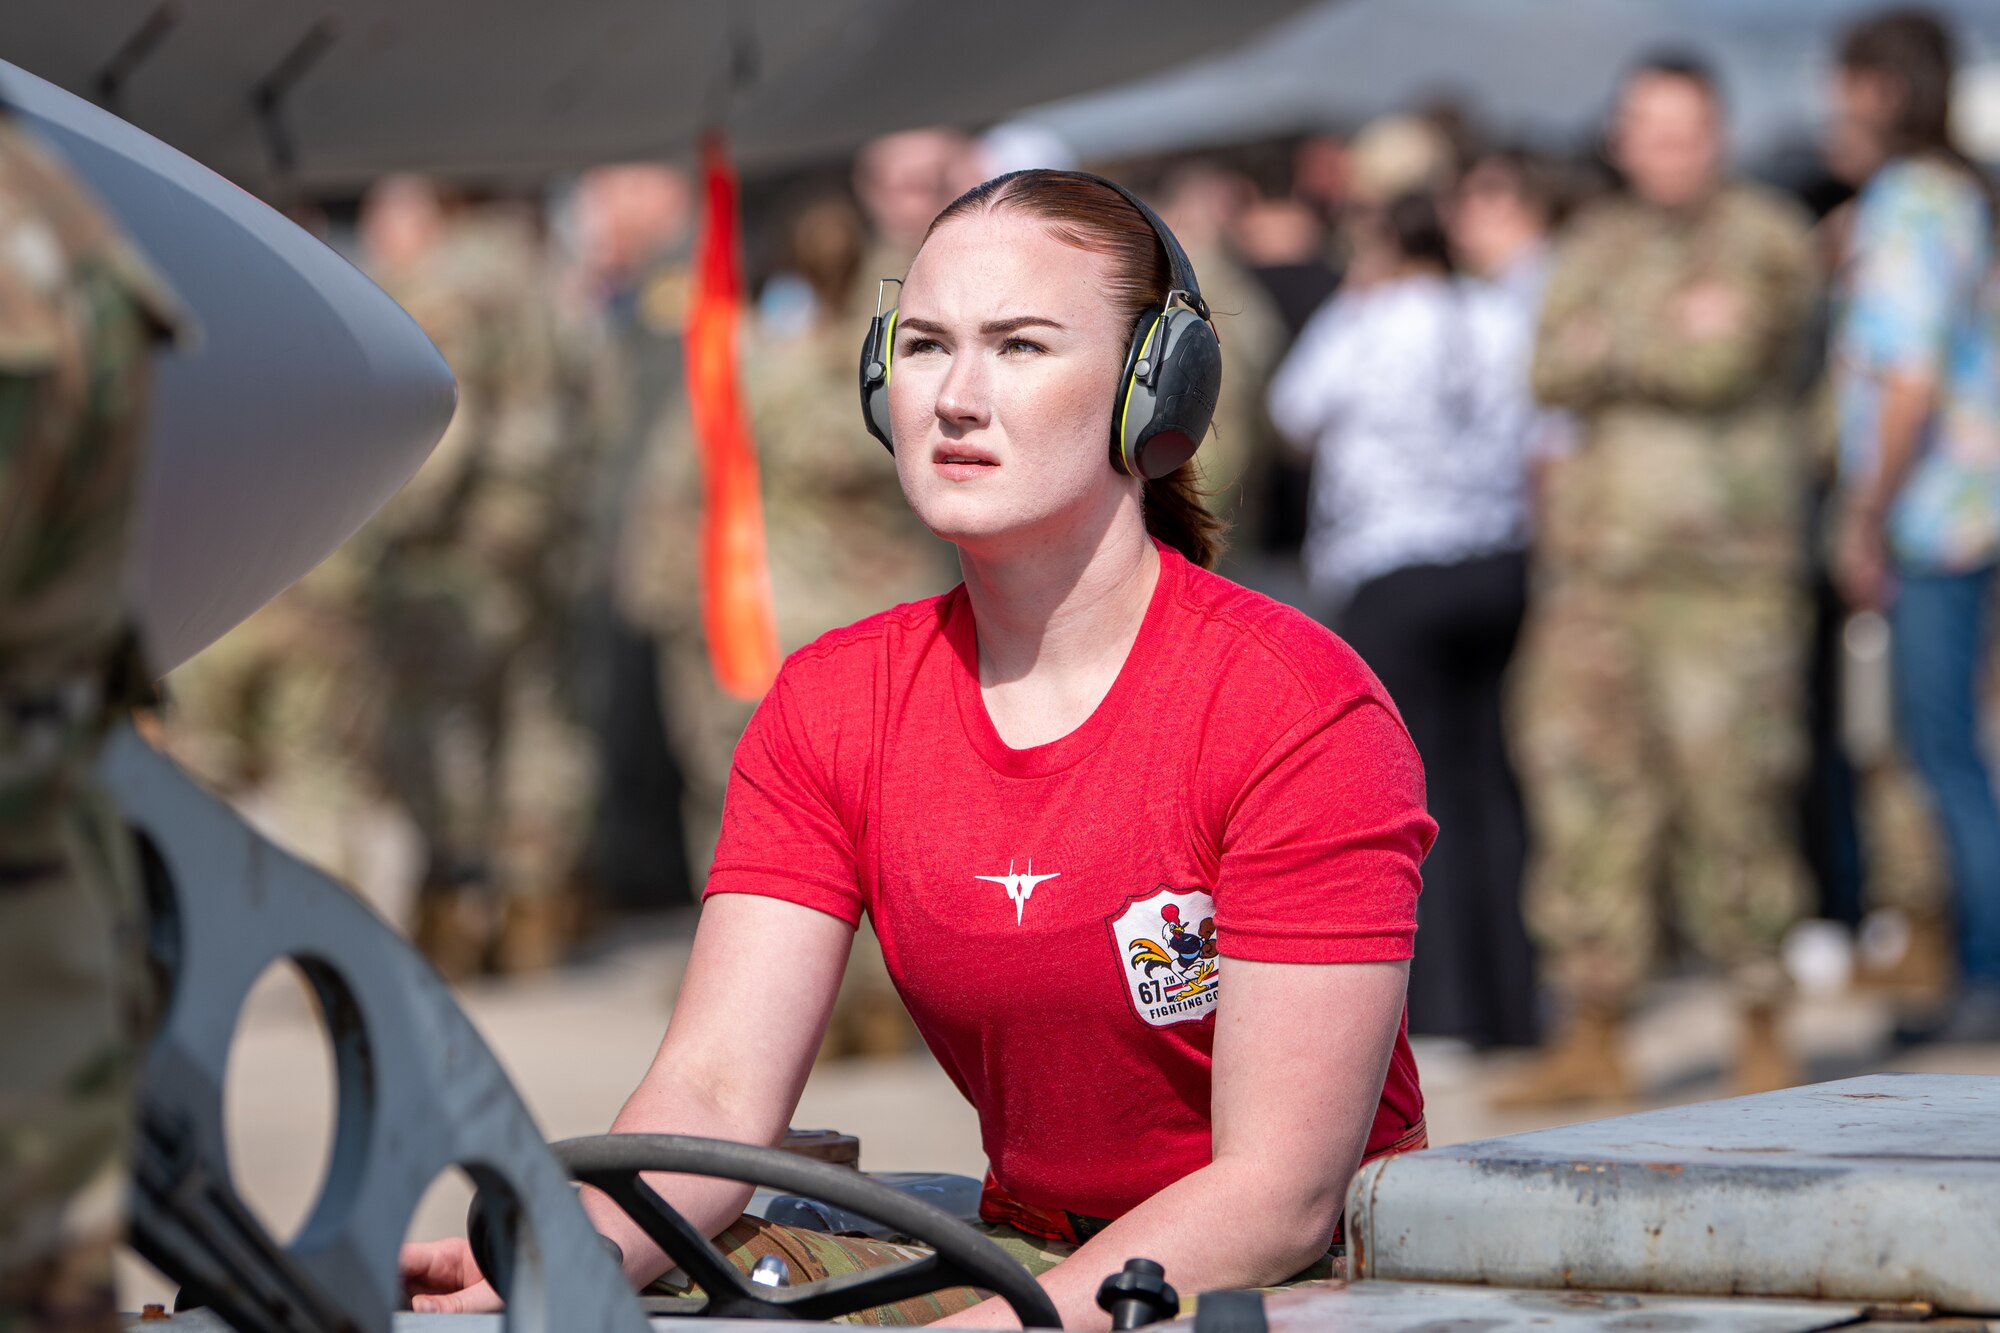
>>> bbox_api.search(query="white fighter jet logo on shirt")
[975,859,1061,925]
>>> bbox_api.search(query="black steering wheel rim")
[466,1133,1062,1327]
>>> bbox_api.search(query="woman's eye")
[899,337,942,356]
[1000,338,1047,356]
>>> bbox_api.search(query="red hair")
[926,171,1225,570]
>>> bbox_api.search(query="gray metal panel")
[1259,1284,1867,1333]
[1346,1074,2000,1313]
[1015,0,2000,165]
[1,60,455,674]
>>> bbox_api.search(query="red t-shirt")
[707,543,1434,1224]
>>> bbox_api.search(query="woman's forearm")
[572,895,855,1291]
[576,1076,773,1290]
[937,1155,1347,1330]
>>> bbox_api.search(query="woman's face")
[889,209,1138,552]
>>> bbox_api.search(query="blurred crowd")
[157,7,2000,1092]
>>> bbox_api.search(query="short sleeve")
[704,672,864,927]
[1842,169,1974,377]
[1214,697,1434,964]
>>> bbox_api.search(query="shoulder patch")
[1107,885,1220,1028]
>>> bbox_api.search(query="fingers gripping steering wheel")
[467,1134,1063,1327]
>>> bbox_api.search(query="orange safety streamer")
[684,132,780,699]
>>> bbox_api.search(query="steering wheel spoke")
[468,1133,1062,1327]
[586,1170,765,1308]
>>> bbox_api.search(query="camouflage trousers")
[652,625,754,887]
[373,587,596,910]
[161,584,389,896]
[646,1216,1338,1325]
[1513,575,1810,1010]
[0,793,147,1333]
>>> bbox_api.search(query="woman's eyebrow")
[982,315,1067,335]
[896,315,1068,336]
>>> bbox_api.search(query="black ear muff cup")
[859,307,897,450]
[1116,307,1222,480]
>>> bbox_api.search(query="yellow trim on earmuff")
[883,309,897,386]
[1118,314,1164,470]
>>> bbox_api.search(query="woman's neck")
[958,509,1161,750]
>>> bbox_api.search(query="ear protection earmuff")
[858,170,1223,482]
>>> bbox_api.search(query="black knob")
[1193,1290,1267,1333]
[1096,1257,1179,1330]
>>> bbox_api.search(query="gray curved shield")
[0,59,455,674]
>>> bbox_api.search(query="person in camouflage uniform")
[622,177,965,887]
[849,130,980,321]
[0,108,180,1331]
[359,178,598,979]
[1496,57,1818,1106]
[619,192,958,1057]
[563,164,699,912]
[158,543,397,915]
[1153,161,1287,558]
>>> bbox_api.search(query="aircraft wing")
[1,60,456,675]
[0,1,1318,192]
[0,3,1314,672]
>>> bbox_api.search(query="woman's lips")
[932,447,998,478]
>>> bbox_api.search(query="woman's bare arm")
[934,956,1410,1330]
[588,893,853,1285]
[402,893,852,1311]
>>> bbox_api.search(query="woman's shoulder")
[1169,558,1391,715]
[774,589,960,696]
[1168,560,1425,828]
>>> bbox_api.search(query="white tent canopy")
[1016,0,2000,165]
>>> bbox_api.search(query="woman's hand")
[399,1236,503,1314]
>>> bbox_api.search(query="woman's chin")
[908,492,1028,546]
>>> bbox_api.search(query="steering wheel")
[466,1134,1063,1327]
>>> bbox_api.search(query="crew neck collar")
[948,538,1182,779]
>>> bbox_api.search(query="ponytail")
[1145,462,1226,570]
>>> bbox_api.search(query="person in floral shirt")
[1830,8,2000,1040]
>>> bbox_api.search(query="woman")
[1267,191,1536,1050]
[1829,10,2000,1041]
[403,170,1433,1326]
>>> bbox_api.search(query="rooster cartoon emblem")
[1127,903,1220,1002]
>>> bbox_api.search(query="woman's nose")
[934,354,990,428]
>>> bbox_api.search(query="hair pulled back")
[925,170,1225,570]
[1839,9,1960,161]
[1383,190,1455,272]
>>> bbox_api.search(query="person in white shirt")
[1450,149,1579,475]
[1268,189,1539,1049]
